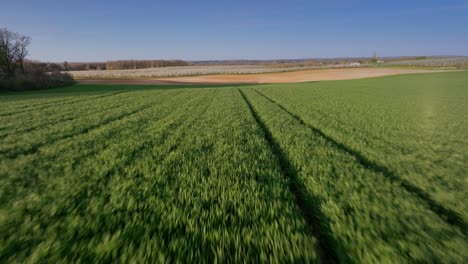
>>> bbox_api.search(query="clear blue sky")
[2,0,468,62]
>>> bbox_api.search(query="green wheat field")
[1,72,467,262]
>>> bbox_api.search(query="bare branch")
[0,28,31,77]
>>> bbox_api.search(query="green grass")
[1,72,467,262]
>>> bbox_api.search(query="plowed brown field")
[78,68,450,85]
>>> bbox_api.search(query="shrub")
[0,71,76,91]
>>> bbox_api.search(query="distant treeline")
[191,58,370,66]
[190,56,436,66]
[40,56,460,72]
[24,61,107,72]
[41,60,190,71]
[106,60,189,70]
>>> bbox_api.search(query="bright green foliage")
[1,72,467,263]
[253,72,468,223]
[0,86,316,262]
[242,86,467,262]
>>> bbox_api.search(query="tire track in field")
[1,102,157,160]
[0,91,164,139]
[252,88,467,234]
[0,90,132,117]
[238,88,341,264]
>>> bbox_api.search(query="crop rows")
[1,72,467,262]
[240,87,466,262]
[0,91,145,138]
[1,88,317,262]
[251,72,468,225]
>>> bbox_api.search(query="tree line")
[35,60,190,72]
[106,60,189,70]
[0,28,75,91]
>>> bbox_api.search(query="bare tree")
[0,28,31,77]
[0,47,5,79]
[0,28,14,76]
[16,35,30,73]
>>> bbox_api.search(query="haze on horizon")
[1,0,468,62]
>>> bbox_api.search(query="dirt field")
[78,68,450,85]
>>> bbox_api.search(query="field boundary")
[238,88,346,264]
[252,88,467,233]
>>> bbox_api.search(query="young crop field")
[383,56,468,69]
[1,72,467,262]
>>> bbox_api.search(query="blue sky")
[1,0,468,61]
